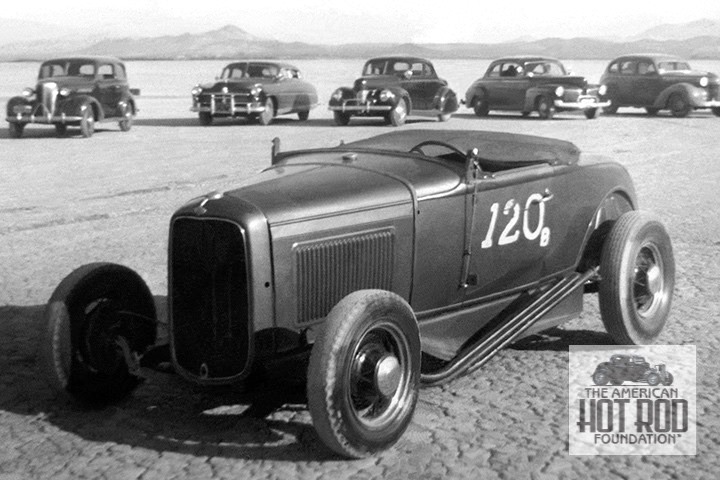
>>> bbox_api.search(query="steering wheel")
[409,140,465,158]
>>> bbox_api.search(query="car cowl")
[198,79,264,94]
[353,75,402,91]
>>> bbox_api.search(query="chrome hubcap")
[633,244,664,318]
[375,354,401,397]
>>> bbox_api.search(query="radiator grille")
[295,230,394,324]
[170,217,250,380]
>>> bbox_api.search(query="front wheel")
[473,97,489,117]
[387,98,407,127]
[333,111,351,126]
[198,112,213,126]
[119,103,133,131]
[599,211,675,345]
[9,122,25,138]
[258,98,275,125]
[38,263,157,405]
[307,290,421,458]
[437,113,451,122]
[536,95,555,119]
[297,110,310,121]
[584,108,598,119]
[55,123,68,136]
[80,104,95,138]
[662,372,674,386]
[646,107,659,116]
[603,103,618,115]
[712,107,720,117]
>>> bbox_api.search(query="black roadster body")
[39,130,674,458]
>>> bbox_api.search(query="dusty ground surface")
[1,100,719,479]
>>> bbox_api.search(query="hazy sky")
[4,0,720,44]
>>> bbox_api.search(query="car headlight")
[700,76,709,87]
[58,87,71,97]
[331,88,344,101]
[379,89,395,102]
[250,84,262,98]
[22,87,34,97]
[191,86,202,96]
[554,86,565,98]
[598,84,607,96]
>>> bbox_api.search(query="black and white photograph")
[1,1,718,478]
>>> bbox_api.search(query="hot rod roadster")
[39,130,674,458]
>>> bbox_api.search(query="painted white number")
[498,200,520,245]
[480,193,551,249]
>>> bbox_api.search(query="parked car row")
[6,53,720,137]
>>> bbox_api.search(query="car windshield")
[220,63,280,79]
[657,61,691,72]
[39,60,96,79]
[524,60,566,76]
[363,59,416,76]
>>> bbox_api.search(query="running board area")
[420,268,597,387]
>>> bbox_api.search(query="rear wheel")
[646,373,660,386]
[599,212,675,345]
[387,98,407,127]
[333,111,351,126]
[80,104,95,138]
[198,112,213,126]
[668,93,691,118]
[307,290,420,458]
[592,371,609,386]
[9,122,25,138]
[536,95,555,119]
[39,263,157,405]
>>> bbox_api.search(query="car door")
[461,163,563,302]
[399,60,443,110]
[492,62,528,109]
[633,60,663,106]
[96,62,124,117]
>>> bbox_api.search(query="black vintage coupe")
[191,61,318,125]
[39,130,674,458]
[6,56,138,138]
[464,56,610,119]
[328,56,458,126]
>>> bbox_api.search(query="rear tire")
[198,112,213,126]
[537,95,555,119]
[599,212,674,345]
[39,263,157,405]
[307,290,420,458]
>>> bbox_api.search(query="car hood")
[660,70,719,83]
[199,78,271,93]
[527,75,587,88]
[353,75,403,90]
[223,150,463,225]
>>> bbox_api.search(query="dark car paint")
[465,56,607,116]
[6,56,136,125]
[600,54,720,113]
[172,130,636,370]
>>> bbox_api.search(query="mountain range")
[2,20,720,61]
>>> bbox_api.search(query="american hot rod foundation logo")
[569,345,696,455]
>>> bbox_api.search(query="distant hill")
[2,22,720,61]
[635,18,720,41]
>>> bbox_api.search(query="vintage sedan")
[328,56,458,126]
[190,61,318,125]
[6,56,138,138]
[464,56,610,119]
[39,130,674,458]
[600,53,720,117]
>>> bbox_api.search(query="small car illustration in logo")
[592,354,673,386]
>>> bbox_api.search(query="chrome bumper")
[328,102,393,114]
[554,98,611,110]
[7,112,82,124]
[191,96,266,115]
[698,99,720,108]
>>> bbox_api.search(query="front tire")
[473,97,489,117]
[307,290,421,458]
[646,107,659,116]
[662,372,674,386]
[119,103,133,131]
[198,112,213,126]
[258,97,275,125]
[55,123,68,136]
[584,108,598,119]
[38,263,157,405]
[387,98,407,127]
[712,107,720,117]
[333,111,351,126]
[537,95,555,119]
[298,110,310,121]
[8,122,25,138]
[437,113,451,122]
[80,104,95,138]
[603,103,618,115]
[599,212,675,345]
